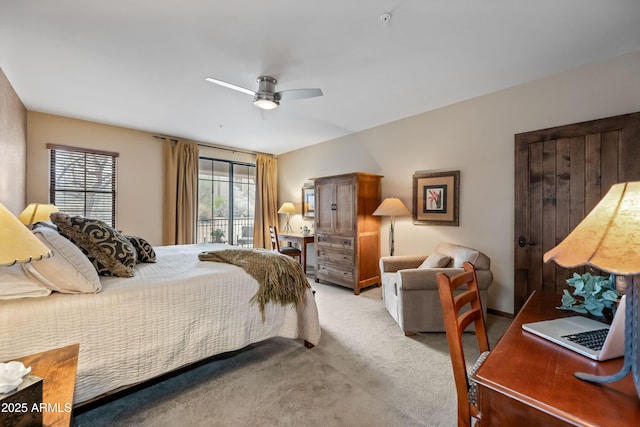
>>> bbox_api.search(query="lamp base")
[389,219,395,256]
[283,214,293,233]
[574,277,640,398]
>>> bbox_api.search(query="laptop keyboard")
[562,328,609,351]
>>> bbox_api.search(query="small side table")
[12,344,79,427]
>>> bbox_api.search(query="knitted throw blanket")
[198,249,310,320]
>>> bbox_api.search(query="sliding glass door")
[197,158,256,247]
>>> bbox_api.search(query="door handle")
[518,235,535,247]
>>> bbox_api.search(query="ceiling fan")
[205,75,323,110]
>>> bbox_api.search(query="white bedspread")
[0,244,321,404]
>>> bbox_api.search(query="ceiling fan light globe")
[253,97,279,110]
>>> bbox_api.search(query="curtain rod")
[153,135,259,156]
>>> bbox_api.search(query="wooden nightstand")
[12,344,79,427]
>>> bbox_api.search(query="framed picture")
[302,184,315,218]
[412,170,460,226]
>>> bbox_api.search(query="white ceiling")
[2,1,639,155]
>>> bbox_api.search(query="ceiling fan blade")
[205,77,255,96]
[277,88,323,101]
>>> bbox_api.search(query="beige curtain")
[253,153,278,249]
[163,140,199,245]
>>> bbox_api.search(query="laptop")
[521,295,626,361]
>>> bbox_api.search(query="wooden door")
[314,179,335,233]
[334,176,355,234]
[514,112,640,313]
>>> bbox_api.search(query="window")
[48,144,118,227]
[198,158,256,246]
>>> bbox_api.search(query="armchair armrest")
[380,255,428,273]
[397,268,464,291]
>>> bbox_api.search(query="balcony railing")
[197,217,254,247]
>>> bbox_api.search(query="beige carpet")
[73,281,510,427]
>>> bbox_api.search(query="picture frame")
[412,170,460,226]
[302,184,315,218]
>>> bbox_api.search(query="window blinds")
[48,144,118,227]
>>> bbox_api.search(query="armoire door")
[514,112,640,313]
[334,177,355,234]
[314,180,335,233]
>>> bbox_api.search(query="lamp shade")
[372,198,411,217]
[0,203,53,267]
[544,181,640,275]
[278,202,297,214]
[18,203,59,227]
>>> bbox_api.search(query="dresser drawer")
[316,262,354,286]
[316,234,354,250]
[317,247,353,266]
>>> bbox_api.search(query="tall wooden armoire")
[312,172,383,294]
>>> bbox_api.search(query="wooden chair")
[437,262,490,427]
[269,225,301,261]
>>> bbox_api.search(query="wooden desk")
[474,292,639,426]
[13,344,79,427]
[278,232,314,275]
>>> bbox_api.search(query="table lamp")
[544,181,640,398]
[18,203,59,228]
[0,202,49,416]
[373,197,411,256]
[0,203,53,267]
[278,202,297,233]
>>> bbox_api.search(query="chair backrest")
[437,262,489,427]
[268,225,280,251]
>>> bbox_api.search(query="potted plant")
[559,272,620,320]
[211,228,225,243]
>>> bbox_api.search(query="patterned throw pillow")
[125,235,156,263]
[50,213,137,277]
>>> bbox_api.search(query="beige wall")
[25,112,254,246]
[26,112,165,244]
[278,51,640,314]
[0,66,27,214]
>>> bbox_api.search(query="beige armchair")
[379,242,493,335]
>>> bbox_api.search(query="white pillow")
[23,226,102,293]
[418,253,451,269]
[0,264,51,300]
[452,247,480,268]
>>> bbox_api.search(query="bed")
[0,222,321,405]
